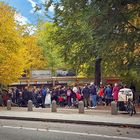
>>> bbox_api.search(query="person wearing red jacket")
[112,83,119,101]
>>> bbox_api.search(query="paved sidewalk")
[0,107,140,128]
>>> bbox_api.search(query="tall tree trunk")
[95,57,102,87]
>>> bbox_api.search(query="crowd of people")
[0,82,136,108]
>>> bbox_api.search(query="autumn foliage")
[0,2,46,85]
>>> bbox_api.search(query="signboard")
[56,69,76,76]
[31,70,52,78]
[56,70,68,76]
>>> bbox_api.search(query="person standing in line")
[41,86,47,106]
[104,85,112,106]
[90,82,97,108]
[73,83,81,102]
[0,91,4,107]
[15,87,20,104]
[73,83,79,95]
[112,83,119,102]
[98,85,105,105]
[22,86,30,107]
[51,87,59,104]
[82,84,90,109]
[66,86,72,107]
[130,82,136,101]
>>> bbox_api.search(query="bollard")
[51,100,57,112]
[78,101,84,114]
[111,101,118,115]
[28,100,33,111]
[7,100,11,110]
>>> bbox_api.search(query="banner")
[31,70,52,78]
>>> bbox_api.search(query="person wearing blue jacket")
[90,82,97,108]
[82,84,90,108]
[104,85,112,106]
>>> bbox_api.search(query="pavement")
[0,106,140,128]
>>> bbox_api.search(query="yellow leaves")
[0,3,22,52]
[122,57,128,65]
[0,2,46,85]
[23,35,47,69]
[0,3,15,27]
[0,50,26,85]
[0,3,24,85]
[0,3,19,84]
[134,44,140,56]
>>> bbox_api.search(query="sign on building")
[31,70,52,78]
[56,70,68,76]
[56,69,76,76]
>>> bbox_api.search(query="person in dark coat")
[0,91,4,106]
[15,88,20,103]
[130,82,136,101]
[90,82,97,108]
[104,85,112,106]
[51,87,59,104]
[82,84,90,108]
[22,87,30,107]
[66,86,72,107]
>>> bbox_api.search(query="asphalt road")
[0,119,140,140]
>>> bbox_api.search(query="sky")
[0,0,54,25]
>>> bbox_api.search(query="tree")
[0,2,46,85]
[0,2,26,85]
[43,0,140,83]
[36,21,67,75]
[23,35,47,70]
[43,0,100,77]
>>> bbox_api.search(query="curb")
[0,116,140,128]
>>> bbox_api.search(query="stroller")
[117,88,136,116]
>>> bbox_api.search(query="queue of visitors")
[0,82,135,108]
